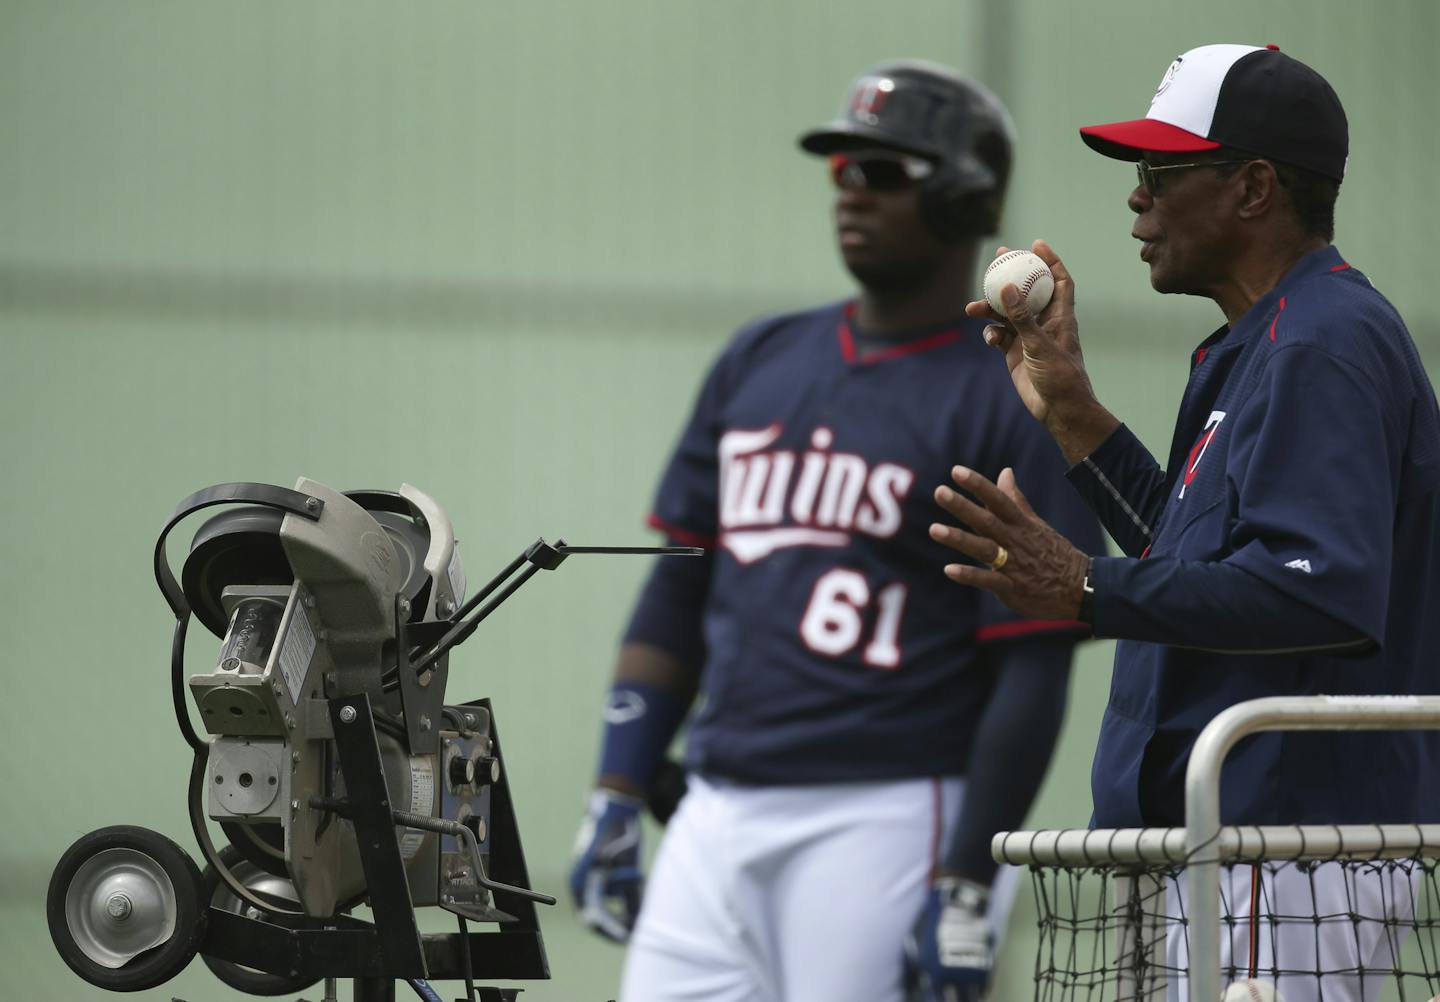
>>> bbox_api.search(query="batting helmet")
[799,60,1016,239]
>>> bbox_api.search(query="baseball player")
[568,61,1105,1002]
[930,44,1440,1002]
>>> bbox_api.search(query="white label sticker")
[278,604,316,705]
[447,544,466,609]
[399,756,435,861]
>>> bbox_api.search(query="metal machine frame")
[48,480,700,1002]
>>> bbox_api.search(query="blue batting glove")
[905,877,994,1002]
[568,789,645,942]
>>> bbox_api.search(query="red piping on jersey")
[645,513,717,550]
[1268,297,1287,341]
[838,318,859,363]
[1194,347,1208,367]
[1263,261,1343,346]
[976,619,1087,643]
[837,302,964,365]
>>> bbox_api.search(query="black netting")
[1025,857,1440,1002]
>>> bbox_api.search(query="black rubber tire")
[199,844,319,996]
[47,825,207,992]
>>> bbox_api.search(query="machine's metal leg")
[329,694,428,978]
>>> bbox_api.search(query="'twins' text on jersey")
[719,423,912,563]
[644,301,1105,784]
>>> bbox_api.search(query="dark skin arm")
[937,636,1073,884]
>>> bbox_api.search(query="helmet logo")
[851,76,896,125]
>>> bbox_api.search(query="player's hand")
[930,465,1090,620]
[967,241,1109,460]
[905,877,994,1002]
[568,789,645,943]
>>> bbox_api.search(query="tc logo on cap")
[1155,56,1183,98]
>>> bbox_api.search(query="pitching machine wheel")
[199,844,319,996]
[47,825,207,992]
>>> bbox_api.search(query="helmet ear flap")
[917,128,1011,241]
[918,169,1004,241]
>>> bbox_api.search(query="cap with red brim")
[1079,118,1221,162]
[1075,44,1348,180]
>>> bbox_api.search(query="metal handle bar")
[1184,695,1440,1002]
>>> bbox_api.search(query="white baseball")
[984,249,1055,319]
[1221,978,1284,1002]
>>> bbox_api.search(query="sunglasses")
[1135,159,1253,196]
[829,152,935,192]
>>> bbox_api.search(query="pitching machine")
[46,479,697,1001]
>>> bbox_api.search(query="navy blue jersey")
[640,301,1105,784]
[1071,246,1440,827]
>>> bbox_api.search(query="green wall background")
[2,2,1436,1000]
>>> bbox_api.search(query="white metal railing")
[993,823,1440,866]
[1183,695,1440,1002]
[991,694,1440,1002]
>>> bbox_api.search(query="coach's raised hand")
[966,240,1119,465]
[930,465,1090,620]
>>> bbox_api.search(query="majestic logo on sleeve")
[1178,410,1226,499]
[718,424,915,563]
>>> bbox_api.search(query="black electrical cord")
[378,645,432,692]
[441,706,474,737]
[172,589,294,915]
[371,713,408,740]
[313,743,336,841]
[187,746,303,917]
[457,914,477,1001]
[171,615,203,753]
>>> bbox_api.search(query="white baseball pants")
[1164,859,1420,1002]
[620,773,1019,1002]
